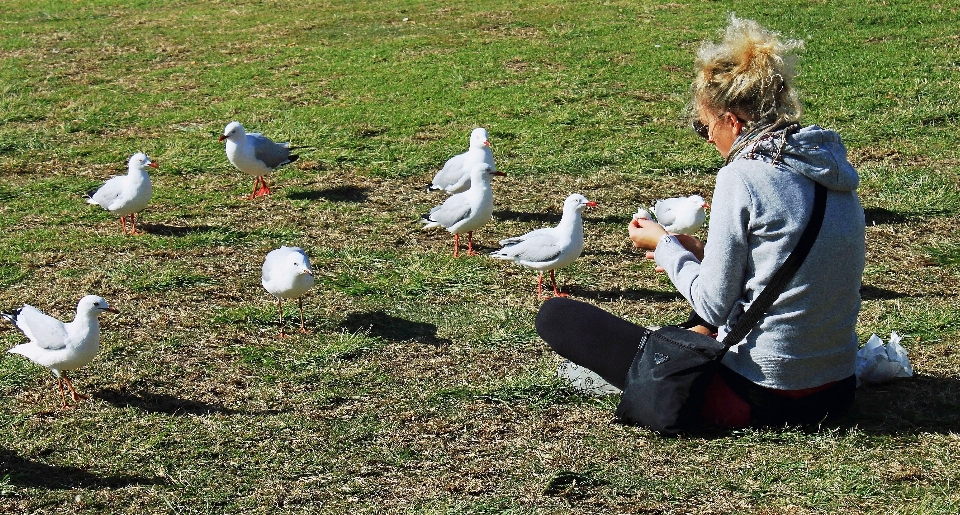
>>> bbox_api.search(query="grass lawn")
[1,0,959,513]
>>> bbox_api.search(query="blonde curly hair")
[691,15,804,126]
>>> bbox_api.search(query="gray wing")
[431,153,467,189]
[13,305,68,350]
[89,176,125,209]
[494,232,563,262]
[428,195,472,228]
[653,201,678,230]
[498,227,553,246]
[248,133,293,168]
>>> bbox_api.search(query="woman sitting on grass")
[536,15,865,428]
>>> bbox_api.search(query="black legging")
[536,297,856,427]
[535,297,647,390]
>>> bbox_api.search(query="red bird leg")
[259,177,271,196]
[62,373,88,402]
[249,176,262,199]
[277,298,286,337]
[57,377,70,408]
[551,269,568,297]
[467,231,477,256]
[129,213,141,235]
[537,272,547,300]
[298,297,309,334]
[453,233,461,258]
[119,216,128,235]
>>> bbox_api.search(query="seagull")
[3,295,119,409]
[421,163,505,257]
[426,127,496,194]
[262,246,315,336]
[86,152,156,235]
[490,193,597,299]
[652,194,710,234]
[219,121,299,199]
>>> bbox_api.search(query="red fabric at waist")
[702,373,844,428]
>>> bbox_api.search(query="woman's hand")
[627,218,667,250]
[629,219,706,273]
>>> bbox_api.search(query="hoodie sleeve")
[654,166,752,327]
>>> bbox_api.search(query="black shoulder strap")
[720,182,828,347]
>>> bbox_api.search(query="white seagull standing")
[86,152,156,235]
[262,246,315,336]
[220,121,299,199]
[491,193,597,299]
[3,295,119,409]
[421,163,505,257]
[426,127,496,194]
[652,194,710,234]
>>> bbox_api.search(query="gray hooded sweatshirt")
[655,125,865,390]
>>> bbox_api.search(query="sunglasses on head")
[692,120,709,140]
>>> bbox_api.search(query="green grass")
[2,0,960,513]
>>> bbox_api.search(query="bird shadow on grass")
[287,185,369,202]
[0,448,164,490]
[140,223,228,237]
[493,209,561,224]
[864,207,954,225]
[91,387,280,417]
[850,374,960,434]
[860,284,918,301]
[584,214,634,225]
[339,310,451,347]
[493,211,629,226]
[864,207,908,225]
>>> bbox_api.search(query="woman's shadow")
[851,374,960,433]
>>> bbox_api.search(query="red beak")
[586,201,598,207]
[484,140,491,147]
[148,162,159,168]
[218,135,227,142]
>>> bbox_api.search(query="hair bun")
[691,15,804,124]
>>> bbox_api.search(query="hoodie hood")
[735,124,859,192]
